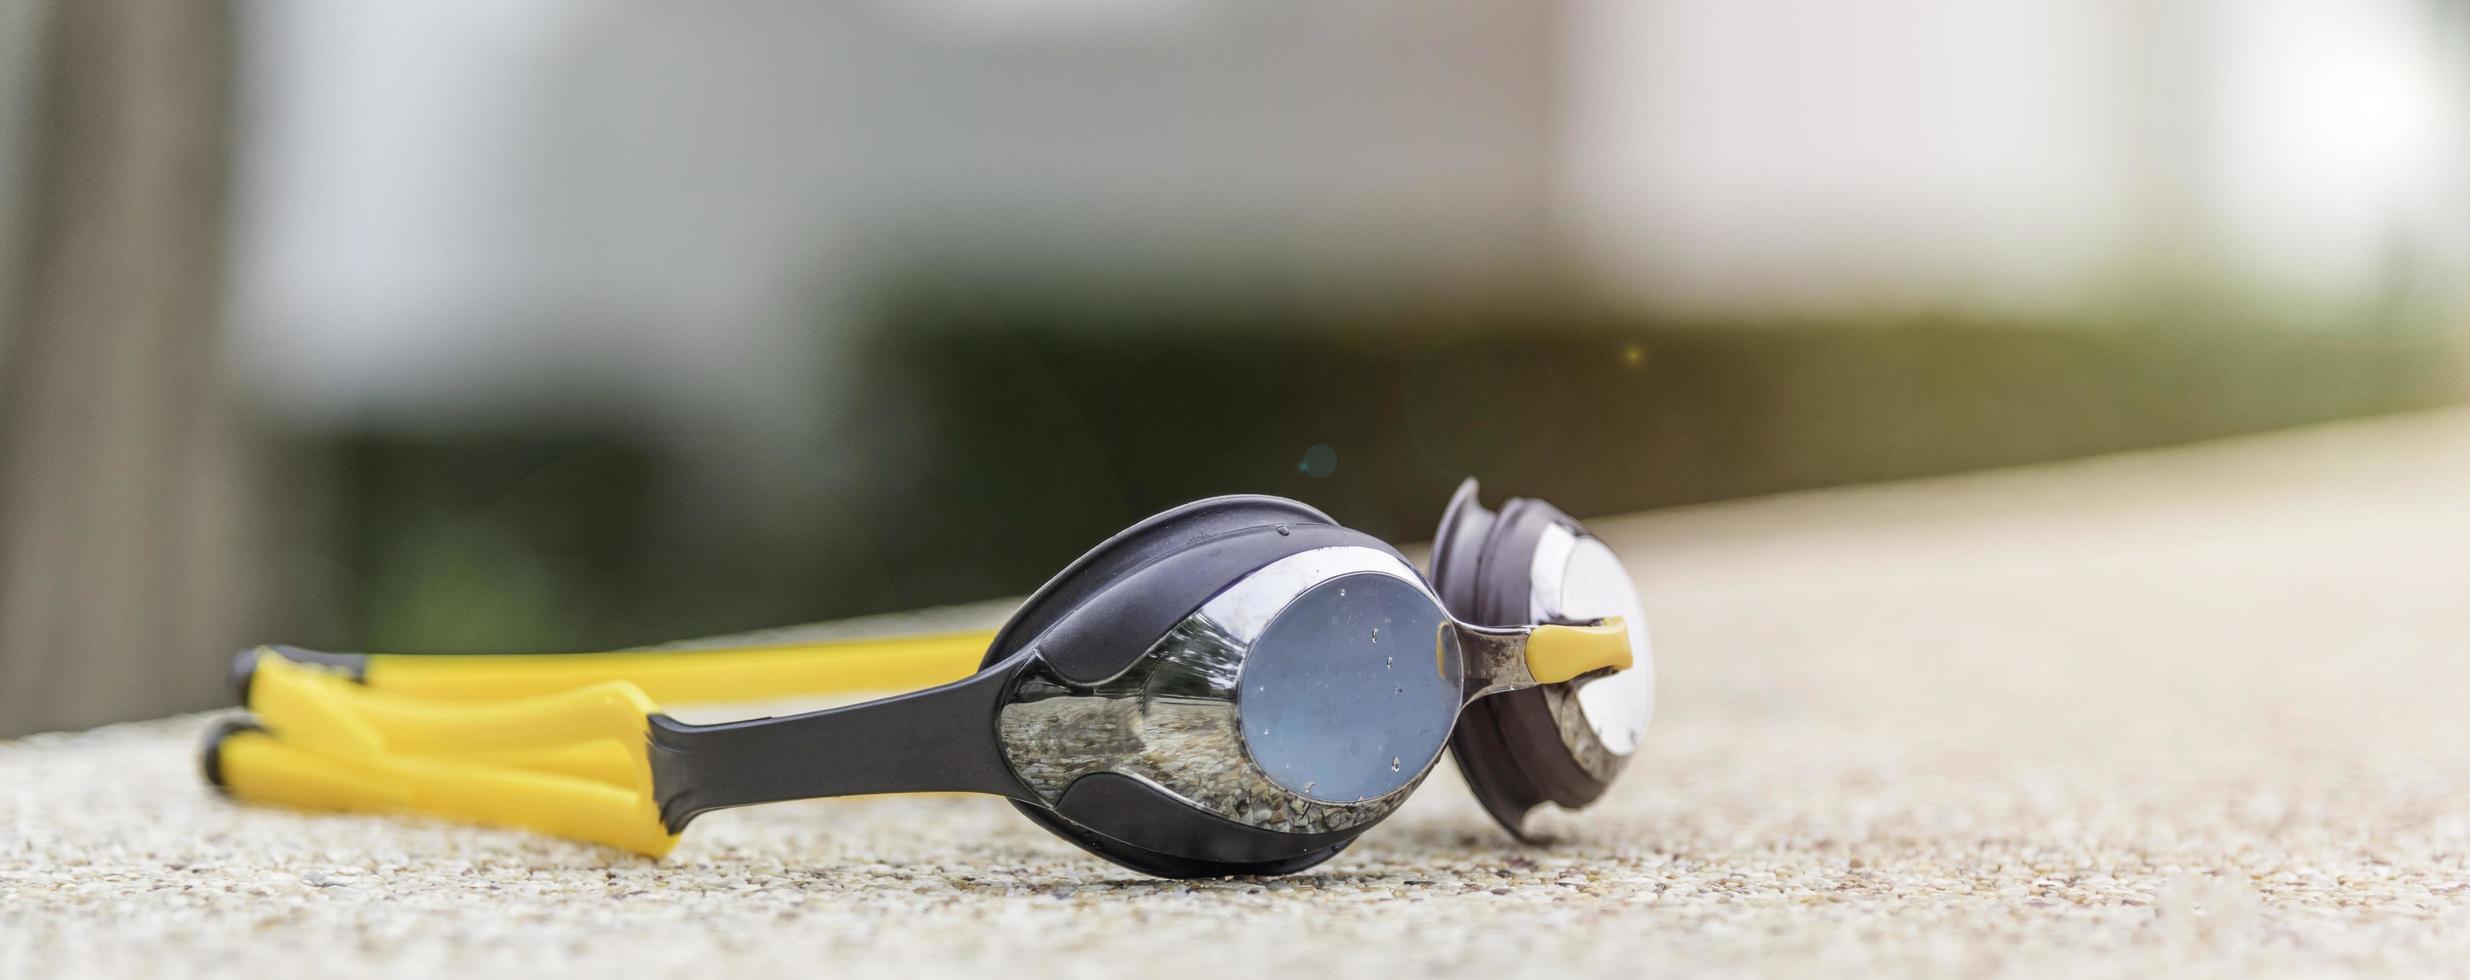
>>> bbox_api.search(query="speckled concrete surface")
[6,410,2470,978]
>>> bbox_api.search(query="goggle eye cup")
[1537,531,1654,755]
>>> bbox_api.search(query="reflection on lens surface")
[1238,573,1462,803]
[1539,534,1655,755]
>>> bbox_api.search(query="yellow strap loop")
[357,630,994,703]
[251,655,660,758]
[222,630,1000,856]
[216,728,678,856]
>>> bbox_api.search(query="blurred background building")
[1,0,2464,735]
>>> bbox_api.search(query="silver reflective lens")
[1532,528,1654,756]
[1239,572,1463,803]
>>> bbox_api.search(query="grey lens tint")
[1238,572,1463,803]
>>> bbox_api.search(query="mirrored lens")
[1238,572,1462,803]
[1542,535,1655,755]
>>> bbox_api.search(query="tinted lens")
[1238,572,1463,803]
[1545,535,1655,755]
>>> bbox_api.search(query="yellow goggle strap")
[247,654,661,761]
[1459,616,1636,698]
[453,739,646,788]
[206,720,679,856]
[1523,617,1634,684]
[223,658,676,853]
[225,650,1039,842]
[233,630,995,705]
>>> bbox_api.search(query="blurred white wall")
[2196,0,2468,303]
[1563,0,2470,315]
[1565,0,2140,313]
[225,0,1555,447]
[224,0,2470,443]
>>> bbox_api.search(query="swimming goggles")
[205,489,1652,877]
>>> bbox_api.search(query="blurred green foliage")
[317,293,2465,655]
